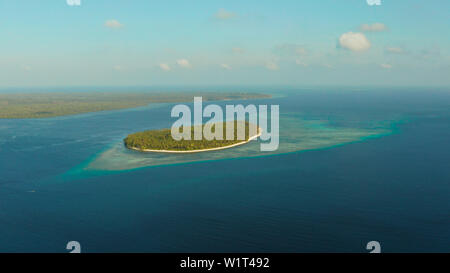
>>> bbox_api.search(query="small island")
[124,121,261,153]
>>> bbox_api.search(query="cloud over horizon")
[265,61,279,71]
[1,1,449,87]
[360,23,387,32]
[220,64,232,70]
[105,19,123,28]
[159,63,171,71]
[232,47,245,54]
[339,32,371,52]
[214,9,236,20]
[177,59,191,68]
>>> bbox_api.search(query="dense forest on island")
[124,121,257,151]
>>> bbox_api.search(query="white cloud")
[215,9,236,20]
[265,61,279,71]
[232,47,245,54]
[380,63,392,69]
[295,59,308,67]
[177,59,191,68]
[296,47,307,55]
[386,47,404,54]
[220,64,232,70]
[105,19,123,29]
[159,63,171,71]
[339,32,371,52]
[360,23,387,32]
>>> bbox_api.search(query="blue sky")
[0,0,449,87]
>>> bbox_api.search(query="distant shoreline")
[129,127,262,154]
[0,92,271,119]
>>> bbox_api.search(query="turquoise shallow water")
[83,113,393,171]
[0,88,449,252]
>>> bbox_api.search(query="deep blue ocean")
[0,88,449,252]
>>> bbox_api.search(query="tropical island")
[0,92,271,119]
[124,121,261,153]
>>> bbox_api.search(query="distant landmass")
[0,92,270,119]
[124,121,261,153]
